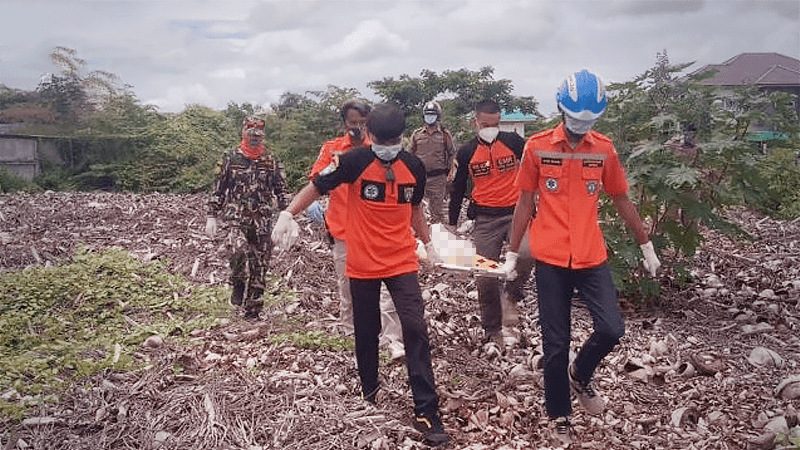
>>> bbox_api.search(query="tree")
[368,67,541,142]
[266,85,366,190]
[36,74,89,127]
[598,51,799,302]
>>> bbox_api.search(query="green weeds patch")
[268,330,353,351]
[0,246,230,419]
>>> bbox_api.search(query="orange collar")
[239,139,265,159]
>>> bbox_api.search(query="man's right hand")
[272,211,299,252]
[502,251,518,281]
[640,241,661,277]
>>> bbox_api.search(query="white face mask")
[423,114,438,125]
[372,143,403,161]
[478,127,499,143]
[563,115,597,135]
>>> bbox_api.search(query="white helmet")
[423,101,441,116]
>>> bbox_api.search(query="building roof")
[501,110,536,122]
[689,52,800,87]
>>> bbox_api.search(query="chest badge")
[402,186,414,203]
[586,180,598,195]
[546,178,559,192]
[363,183,380,200]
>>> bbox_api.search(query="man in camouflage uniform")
[205,116,291,319]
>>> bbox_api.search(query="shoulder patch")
[589,130,613,144]
[531,128,555,140]
[319,154,339,176]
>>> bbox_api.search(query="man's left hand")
[305,201,325,225]
[423,241,443,266]
[272,211,300,252]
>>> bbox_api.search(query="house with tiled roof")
[690,52,799,88]
[500,110,537,137]
[688,52,800,138]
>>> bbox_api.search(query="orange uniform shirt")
[313,147,426,279]
[448,132,525,225]
[468,139,522,207]
[308,134,371,240]
[515,124,629,269]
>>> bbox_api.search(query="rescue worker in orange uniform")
[272,104,449,447]
[503,70,661,445]
[448,99,534,346]
[308,100,405,361]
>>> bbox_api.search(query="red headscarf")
[240,116,266,159]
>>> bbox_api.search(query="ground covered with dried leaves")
[1,192,799,449]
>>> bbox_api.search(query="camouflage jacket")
[208,148,290,223]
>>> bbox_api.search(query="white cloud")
[316,20,410,63]
[147,82,215,112]
[209,67,247,79]
[238,29,321,67]
[0,0,797,113]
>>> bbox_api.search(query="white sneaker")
[502,327,520,348]
[569,363,605,415]
[387,341,405,362]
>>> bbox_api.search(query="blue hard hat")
[556,69,607,121]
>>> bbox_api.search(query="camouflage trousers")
[222,216,273,317]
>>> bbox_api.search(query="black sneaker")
[413,412,450,447]
[243,309,261,320]
[230,281,245,306]
[549,416,573,446]
[363,386,379,405]
[569,363,605,415]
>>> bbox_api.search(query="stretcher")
[418,224,507,279]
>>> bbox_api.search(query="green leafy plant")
[596,51,799,302]
[0,245,230,419]
[268,330,353,351]
[759,147,800,218]
[0,168,39,193]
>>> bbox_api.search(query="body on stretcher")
[417,224,507,279]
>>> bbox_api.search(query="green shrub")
[758,147,800,219]
[0,168,39,193]
[0,246,230,419]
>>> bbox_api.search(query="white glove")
[424,241,443,266]
[205,217,217,237]
[502,251,519,281]
[640,241,661,277]
[272,210,299,252]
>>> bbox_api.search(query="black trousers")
[536,261,625,418]
[350,272,439,416]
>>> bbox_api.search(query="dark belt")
[471,203,515,217]
[426,169,448,177]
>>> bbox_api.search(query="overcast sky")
[1,0,798,115]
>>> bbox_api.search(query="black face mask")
[348,128,363,142]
